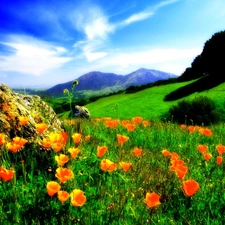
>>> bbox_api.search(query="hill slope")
[84,80,225,120]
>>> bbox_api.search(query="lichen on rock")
[0,84,63,141]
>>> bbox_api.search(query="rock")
[73,105,90,119]
[0,84,63,141]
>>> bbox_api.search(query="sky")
[0,0,225,88]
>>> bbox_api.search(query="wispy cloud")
[0,36,72,76]
[72,0,180,61]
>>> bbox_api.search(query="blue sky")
[0,0,225,88]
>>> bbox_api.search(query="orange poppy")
[117,134,129,146]
[170,152,179,161]
[70,189,86,207]
[125,123,136,132]
[0,166,15,182]
[97,146,107,158]
[100,159,118,172]
[180,124,187,129]
[46,181,61,196]
[132,116,143,124]
[55,167,74,183]
[175,165,188,179]
[182,180,199,197]
[57,190,70,203]
[18,116,29,126]
[55,154,69,166]
[84,135,91,141]
[72,133,81,145]
[7,137,28,153]
[188,126,195,133]
[61,131,68,145]
[145,192,161,208]
[105,119,119,129]
[0,133,6,145]
[216,144,225,155]
[162,149,171,157]
[197,145,208,154]
[121,120,130,127]
[133,147,143,157]
[217,156,223,165]
[120,162,132,172]
[170,159,185,171]
[68,147,80,159]
[35,123,48,134]
[204,153,212,161]
[142,120,149,127]
[199,128,212,137]
[42,138,51,149]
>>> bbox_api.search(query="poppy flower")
[204,153,212,161]
[55,168,74,183]
[58,190,70,203]
[180,124,186,129]
[46,181,61,196]
[199,128,212,137]
[42,138,51,149]
[145,192,161,208]
[117,134,129,146]
[72,133,81,145]
[0,133,6,145]
[120,162,132,172]
[61,132,68,145]
[188,126,195,133]
[142,120,149,127]
[197,145,208,154]
[100,159,117,172]
[133,147,143,157]
[0,166,15,182]
[125,123,136,132]
[175,165,188,179]
[162,149,171,157]
[18,116,29,126]
[182,180,199,197]
[105,120,119,129]
[121,120,130,127]
[170,152,179,161]
[97,146,107,158]
[55,154,69,166]
[132,116,143,124]
[68,147,80,159]
[84,135,91,141]
[170,159,185,171]
[7,137,28,153]
[70,189,86,207]
[217,156,223,165]
[216,145,225,155]
[35,123,48,134]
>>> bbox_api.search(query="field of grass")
[1,116,225,224]
[85,80,225,121]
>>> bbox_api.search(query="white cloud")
[0,36,72,76]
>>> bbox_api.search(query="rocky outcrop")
[0,84,63,141]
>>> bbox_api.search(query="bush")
[167,96,221,125]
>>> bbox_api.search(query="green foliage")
[167,96,221,125]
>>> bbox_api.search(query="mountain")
[46,68,177,96]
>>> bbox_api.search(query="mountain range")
[46,68,177,96]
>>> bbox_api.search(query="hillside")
[46,68,177,96]
[83,80,225,121]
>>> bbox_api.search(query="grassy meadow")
[2,80,225,224]
[1,116,225,224]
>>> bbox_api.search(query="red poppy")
[197,145,208,154]
[0,166,15,182]
[97,146,107,158]
[133,147,143,157]
[120,162,132,172]
[217,156,223,165]
[58,190,70,203]
[132,116,143,124]
[117,134,129,146]
[55,167,74,183]
[216,144,225,155]
[46,181,61,196]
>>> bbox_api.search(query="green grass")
[1,117,225,224]
[85,80,225,121]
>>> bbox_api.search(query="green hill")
[84,79,225,121]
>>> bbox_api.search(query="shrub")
[167,96,220,125]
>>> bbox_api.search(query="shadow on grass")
[164,76,225,101]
